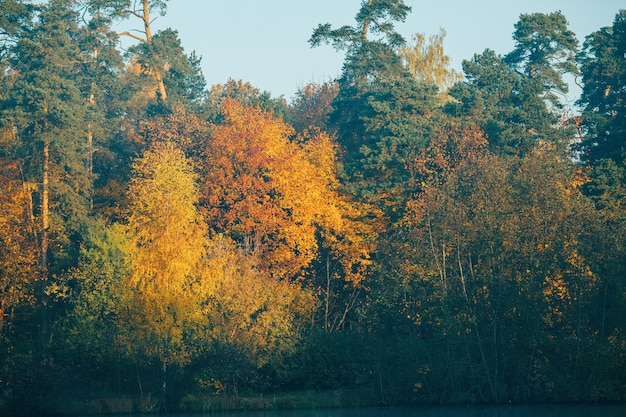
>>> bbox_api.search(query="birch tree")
[118,139,209,398]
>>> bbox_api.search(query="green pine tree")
[577,10,626,165]
[0,0,93,336]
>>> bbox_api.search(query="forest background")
[0,0,625,415]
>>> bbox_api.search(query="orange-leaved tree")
[201,98,372,282]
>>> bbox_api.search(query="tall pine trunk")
[142,0,167,103]
[39,139,50,341]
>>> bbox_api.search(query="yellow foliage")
[202,235,316,364]
[400,28,464,100]
[126,141,207,293]
[0,159,37,332]
[117,140,210,366]
[543,275,569,301]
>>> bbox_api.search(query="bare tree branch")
[118,30,145,43]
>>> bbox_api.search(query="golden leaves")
[0,159,37,331]
[118,139,210,366]
[202,235,316,364]
[126,140,206,290]
[400,28,464,100]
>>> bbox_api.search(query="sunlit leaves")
[0,159,37,333]
[1,0,626,405]
[400,28,463,99]
[119,139,209,366]
[202,98,351,279]
[126,141,206,291]
[202,236,316,366]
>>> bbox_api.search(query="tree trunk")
[142,0,167,103]
[40,140,50,340]
[121,0,168,103]
[41,142,49,271]
[324,254,331,332]
[154,70,167,103]
[456,242,496,402]
[87,77,96,212]
[362,0,373,41]
[161,361,168,411]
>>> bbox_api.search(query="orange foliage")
[201,98,372,281]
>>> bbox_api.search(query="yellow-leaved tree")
[400,28,463,101]
[0,157,37,335]
[117,139,209,395]
[200,235,316,383]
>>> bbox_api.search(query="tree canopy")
[0,2,625,414]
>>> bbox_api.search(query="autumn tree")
[400,28,463,100]
[197,235,317,390]
[118,140,209,397]
[61,121,326,400]
[301,130,376,331]
[0,157,37,336]
[201,98,364,280]
[55,132,211,404]
[289,81,339,134]
[0,1,36,336]
[202,99,313,278]
[60,139,209,405]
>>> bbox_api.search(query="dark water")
[168,403,626,417]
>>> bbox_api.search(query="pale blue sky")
[120,0,622,101]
